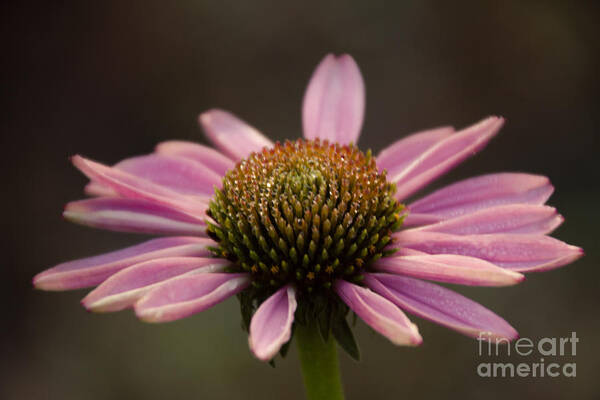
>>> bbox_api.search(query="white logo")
[476,332,578,378]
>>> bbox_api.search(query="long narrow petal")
[365,273,518,340]
[411,204,563,235]
[114,154,222,195]
[248,285,297,361]
[409,173,554,218]
[199,109,273,160]
[392,231,583,272]
[334,280,422,346]
[302,54,365,145]
[82,257,230,312]
[64,197,207,236]
[33,237,214,290]
[376,126,454,175]
[391,117,504,201]
[72,155,208,215]
[155,140,235,175]
[372,254,524,286]
[135,273,250,322]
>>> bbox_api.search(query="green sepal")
[279,324,295,358]
[317,303,333,342]
[332,312,360,361]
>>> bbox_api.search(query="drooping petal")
[33,237,214,291]
[134,273,250,323]
[334,280,422,346]
[72,155,208,216]
[391,116,504,201]
[302,54,365,145]
[248,285,297,361]
[114,154,222,195]
[198,109,273,160]
[64,197,207,236]
[155,140,236,175]
[409,173,554,218]
[392,231,583,272]
[376,126,454,175]
[82,257,230,312]
[365,273,518,341]
[411,204,563,235]
[372,254,524,286]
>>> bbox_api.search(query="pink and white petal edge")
[199,109,273,160]
[302,54,365,145]
[372,254,524,286]
[82,257,230,312]
[135,273,250,323]
[365,273,518,341]
[334,280,422,346]
[248,285,297,361]
[33,237,214,290]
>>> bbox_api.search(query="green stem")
[295,322,345,400]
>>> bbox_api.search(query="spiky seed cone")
[207,139,404,306]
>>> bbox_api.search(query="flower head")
[34,54,583,362]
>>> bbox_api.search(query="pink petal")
[334,280,422,346]
[403,212,443,228]
[114,154,222,195]
[392,231,583,272]
[365,273,518,340]
[248,285,297,361]
[395,248,429,256]
[199,109,273,160]
[85,181,118,197]
[155,140,235,175]
[64,197,207,236]
[411,204,563,235]
[72,155,208,216]
[33,237,214,291]
[372,254,524,286]
[376,126,454,175]
[409,173,554,218]
[391,116,504,201]
[82,257,230,312]
[134,273,250,323]
[302,54,365,145]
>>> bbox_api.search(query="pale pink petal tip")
[33,237,214,291]
[334,280,422,346]
[302,53,365,145]
[392,231,583,272]
[134,273,250,323]
[198,109,273,161]
[408,173,555,220]
[248,285,297,361]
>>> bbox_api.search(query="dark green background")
[4,1,598,399]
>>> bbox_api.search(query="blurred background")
[3,1,599,399]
